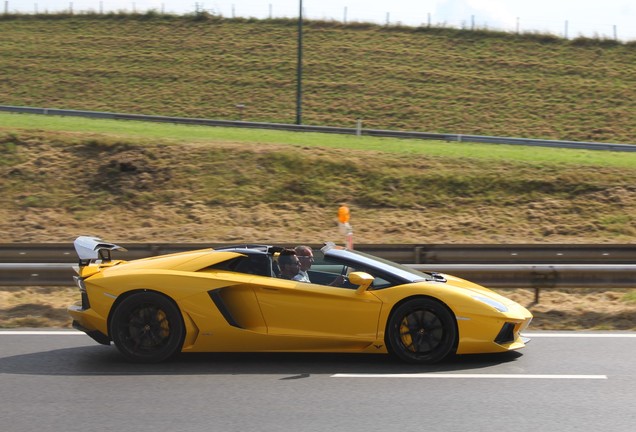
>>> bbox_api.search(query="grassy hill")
[2,114,636,244]
[3,16,636,330]
[1,13,636,143]
[2,14,636,246]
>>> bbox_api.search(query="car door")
[253,278,383,345]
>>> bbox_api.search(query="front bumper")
[456,312,533,355]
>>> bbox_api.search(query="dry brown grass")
[2,129,636,330]
[0,286,79,328]
[499,288,636,330]
[3,130,636,245]
[1,286,634,330]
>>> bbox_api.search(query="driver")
[294,245,314,282]
[294,245,345,286]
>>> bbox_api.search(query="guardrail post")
[414,246,423,264]
[531,265,558,304]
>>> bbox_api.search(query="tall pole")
[295,0,303,125]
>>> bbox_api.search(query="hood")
[439,273,519,306]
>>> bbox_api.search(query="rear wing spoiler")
[74,236,127,266]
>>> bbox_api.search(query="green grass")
[624,291,636,304]
[1,14,636,143]
[4,112,636,169]
[2,113,636,209]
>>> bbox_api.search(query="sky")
[7,0,636,41]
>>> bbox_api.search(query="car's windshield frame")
[322,244,433,283]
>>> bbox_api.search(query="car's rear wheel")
[386,298,457,364]
[110,291,185,363]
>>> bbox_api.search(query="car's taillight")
[73,276,90,310]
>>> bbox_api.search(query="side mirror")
[349,271,375,294]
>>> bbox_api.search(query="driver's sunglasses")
[298,255,314,261]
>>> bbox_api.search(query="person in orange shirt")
[338,203,353,248]
[338,203,350,224]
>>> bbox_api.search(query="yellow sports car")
[68,236,532,364]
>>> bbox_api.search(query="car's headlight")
[472,295,508,312]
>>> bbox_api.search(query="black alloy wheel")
[386,298,457,364]
[110,291,185,363]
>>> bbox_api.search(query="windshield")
[322,244,434,283]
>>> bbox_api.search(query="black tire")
[109,291,185,363]
[385,298,457,364]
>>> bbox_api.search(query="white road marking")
[0,331,619,381]
[0,331,634,338]
[0,331,84,335]
[332,373,608,379]
[524,333,636,338]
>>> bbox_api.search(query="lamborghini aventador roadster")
[68,236,532,364]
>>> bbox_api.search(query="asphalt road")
[1,331,634,432]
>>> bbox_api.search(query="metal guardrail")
[1,263,634,304]
[2,105,635,152]
[2,262,635,288]
[3,243,636,264]
[1,244,635,303]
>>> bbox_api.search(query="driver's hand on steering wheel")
[331,275,346,286]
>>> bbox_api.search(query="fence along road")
[2,105,636,152]
[2,243,636,302]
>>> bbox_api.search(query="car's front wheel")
[386,298,457,364]
[110,291,185,363]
